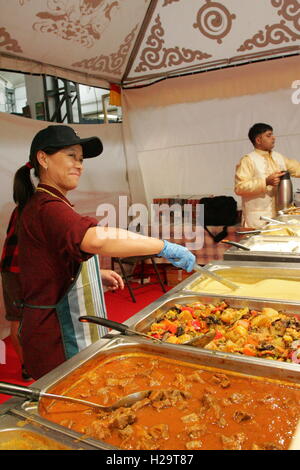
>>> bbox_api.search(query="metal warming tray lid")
[223,235,300,263]
[7,336,300,450]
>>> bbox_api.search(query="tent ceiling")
[0,0,299,89]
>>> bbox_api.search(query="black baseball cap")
[30,125,103,159]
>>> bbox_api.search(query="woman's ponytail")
[13,146,61,211]
[13,164,35,211]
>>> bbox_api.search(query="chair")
[111,255,167,302]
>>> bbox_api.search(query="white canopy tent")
[0,0,300,337]
[0,0,299,87]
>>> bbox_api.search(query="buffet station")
[2,212,300,450]
[223,216,300,263]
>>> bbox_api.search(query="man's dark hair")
[248,123,273,146]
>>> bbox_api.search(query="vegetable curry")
[146,301,300,362]
[39,353,300,450]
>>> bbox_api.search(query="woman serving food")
[13,125,195,379]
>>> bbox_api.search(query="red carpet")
[0,281,171,404]
[105,281,171,323]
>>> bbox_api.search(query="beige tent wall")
[0,113,129,339]
[122,56,300,207]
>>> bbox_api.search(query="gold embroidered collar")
[36,185,73,209]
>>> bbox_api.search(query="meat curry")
[39,352,300,450]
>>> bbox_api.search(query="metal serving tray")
[259,219,300,236]
[179,260,300,304]
[125,293,300,368]
[276,214,300,223]
[4,338,117,450]
[223,235,300,263]
[8,336,300,450]
[127,293,300,333]
[0,412,96,450]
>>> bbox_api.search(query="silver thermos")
[277,171,293,211]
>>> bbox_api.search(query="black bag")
[199,196,238,243]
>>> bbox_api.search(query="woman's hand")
[100,269,124,291]
[157,241,196,272]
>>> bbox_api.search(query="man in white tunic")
[235,123,300,228]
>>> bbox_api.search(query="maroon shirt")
[18,184,98,379]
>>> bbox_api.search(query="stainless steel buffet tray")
[8,336,300,450]
[179,260,300,304]
[223,235,300,262]
[0,412,96,450]
[276,214,300,223]
[126,293,300,334]
[125,292,300,369]
[5,337,117,450]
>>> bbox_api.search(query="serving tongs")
[193,263,239,290]
[259,216,297,235]
[236,227,288,235]
[79,316,215,348]
[0,381,152,412]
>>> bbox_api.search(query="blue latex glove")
[157,240,196,272]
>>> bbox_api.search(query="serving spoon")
[79,316,215,348]
[260,216,286,225]
[0,381,152,412]
[79,316,163,343]
[193,263,239,290]
[220,239,251,251]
